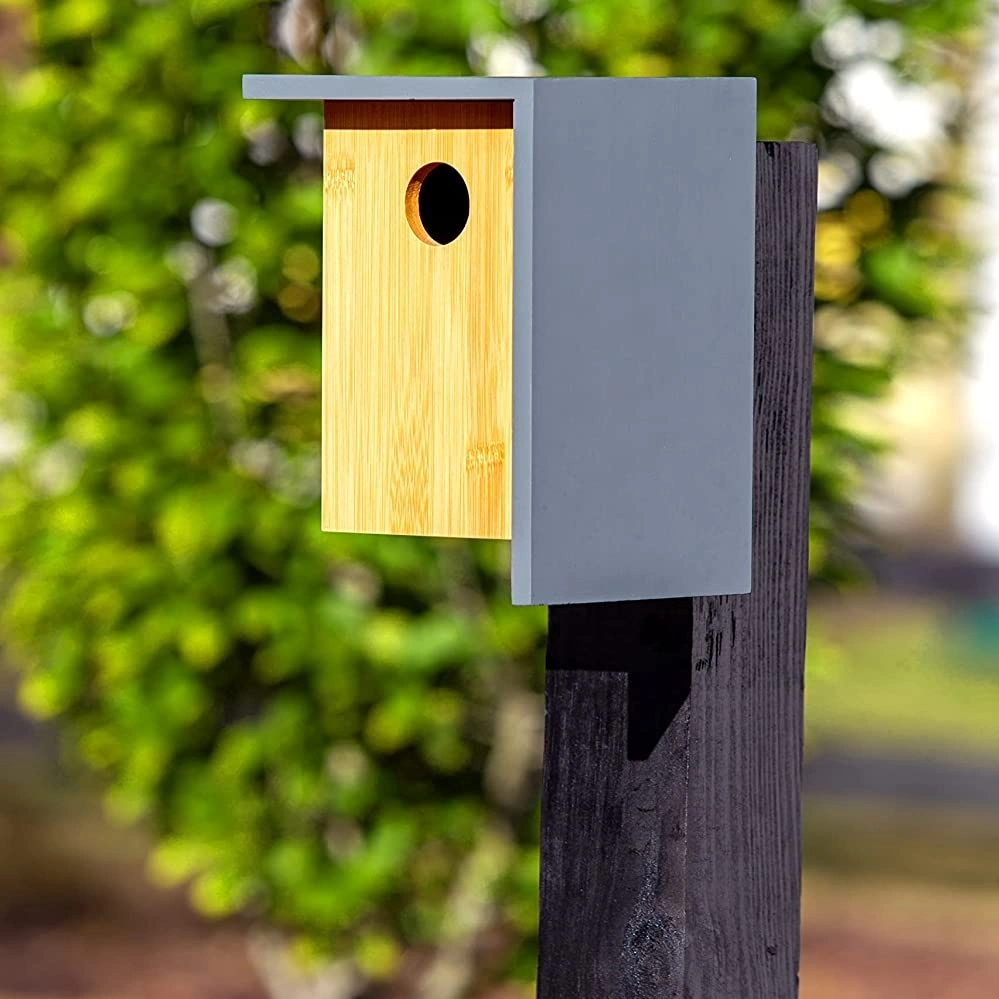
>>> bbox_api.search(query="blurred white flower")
[274,0,323,65]
[322,14,363,72]
[293,113,323,160]
[468,33,545,77]
[273,445,320,506]
[500,0,551,24]
[191,198,237,247]
[331,561,381,605]
[229,437,283,479]
[82,292,138,337]
[325,743,370,785]
[165,240,210,283]
[31,441,83,496]
[815,15,905,67]
[5,392,46,427]
[243,120,288,166]
[817,149,862,209]
[868,20,905,62]
[0,421,28,466]
[544,12,577,46]
[868,147,943,198]
[819,13,868,64]
[209,257,258,314]
[823,58,955,154]
[801,0,840,20]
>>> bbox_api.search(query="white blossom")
[273,0,323,65]
[322,14,363,73]
[31,441,83,495]
[868,148,942,198]
[229,438,283,480]
[468,33,545,77]
[500,0,551,24]
[191,198,237,247]
[325,743,370,786]
[82,292,137,337]
[165,240,210,283]
[0,422,28,466]
[823,59,956,154]
[243,120,288,166]
[819,13,868,64]
[814,14,905,67]
[293,113,323,160]
[817,149,862,209]
[273,445,320,506]
[209,257,257,314]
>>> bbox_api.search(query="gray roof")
[243,74,533,101]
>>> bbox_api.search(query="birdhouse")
[243,75,757,606]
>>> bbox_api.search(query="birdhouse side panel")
[321,100,514,539]
[513,78,757,604]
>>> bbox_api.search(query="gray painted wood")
[538,142,816,999]
[243,75,757,607]
[243,73,532,101]
[519,78,756,605]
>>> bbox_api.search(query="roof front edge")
[242,74,535,102]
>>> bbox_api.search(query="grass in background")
[802,592,999,995]
[804,796,999,889]
[806,593,999,760]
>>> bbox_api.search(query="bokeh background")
[0,1,997,997]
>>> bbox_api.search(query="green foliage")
[0,0,982,992]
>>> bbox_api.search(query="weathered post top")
[243,75,757,605]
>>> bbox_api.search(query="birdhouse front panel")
[321,100,514,539]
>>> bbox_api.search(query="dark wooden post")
[537,142,817,999]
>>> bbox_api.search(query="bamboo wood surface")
[538,142,817,999]
[321,100,513,538]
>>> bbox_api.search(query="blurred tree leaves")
[0,0,983,995]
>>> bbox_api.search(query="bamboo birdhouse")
[243,75,758,606]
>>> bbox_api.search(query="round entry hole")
[406,163,470,245]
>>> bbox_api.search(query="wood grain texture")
[539,600,693,999]
[683,141,816,999]
[537,142,816,999]
[321,100,513,538]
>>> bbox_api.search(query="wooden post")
[537,142,817,999]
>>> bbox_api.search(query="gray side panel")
[518,77,756,605]
[242,74,532,101]
[509,89,535,603]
